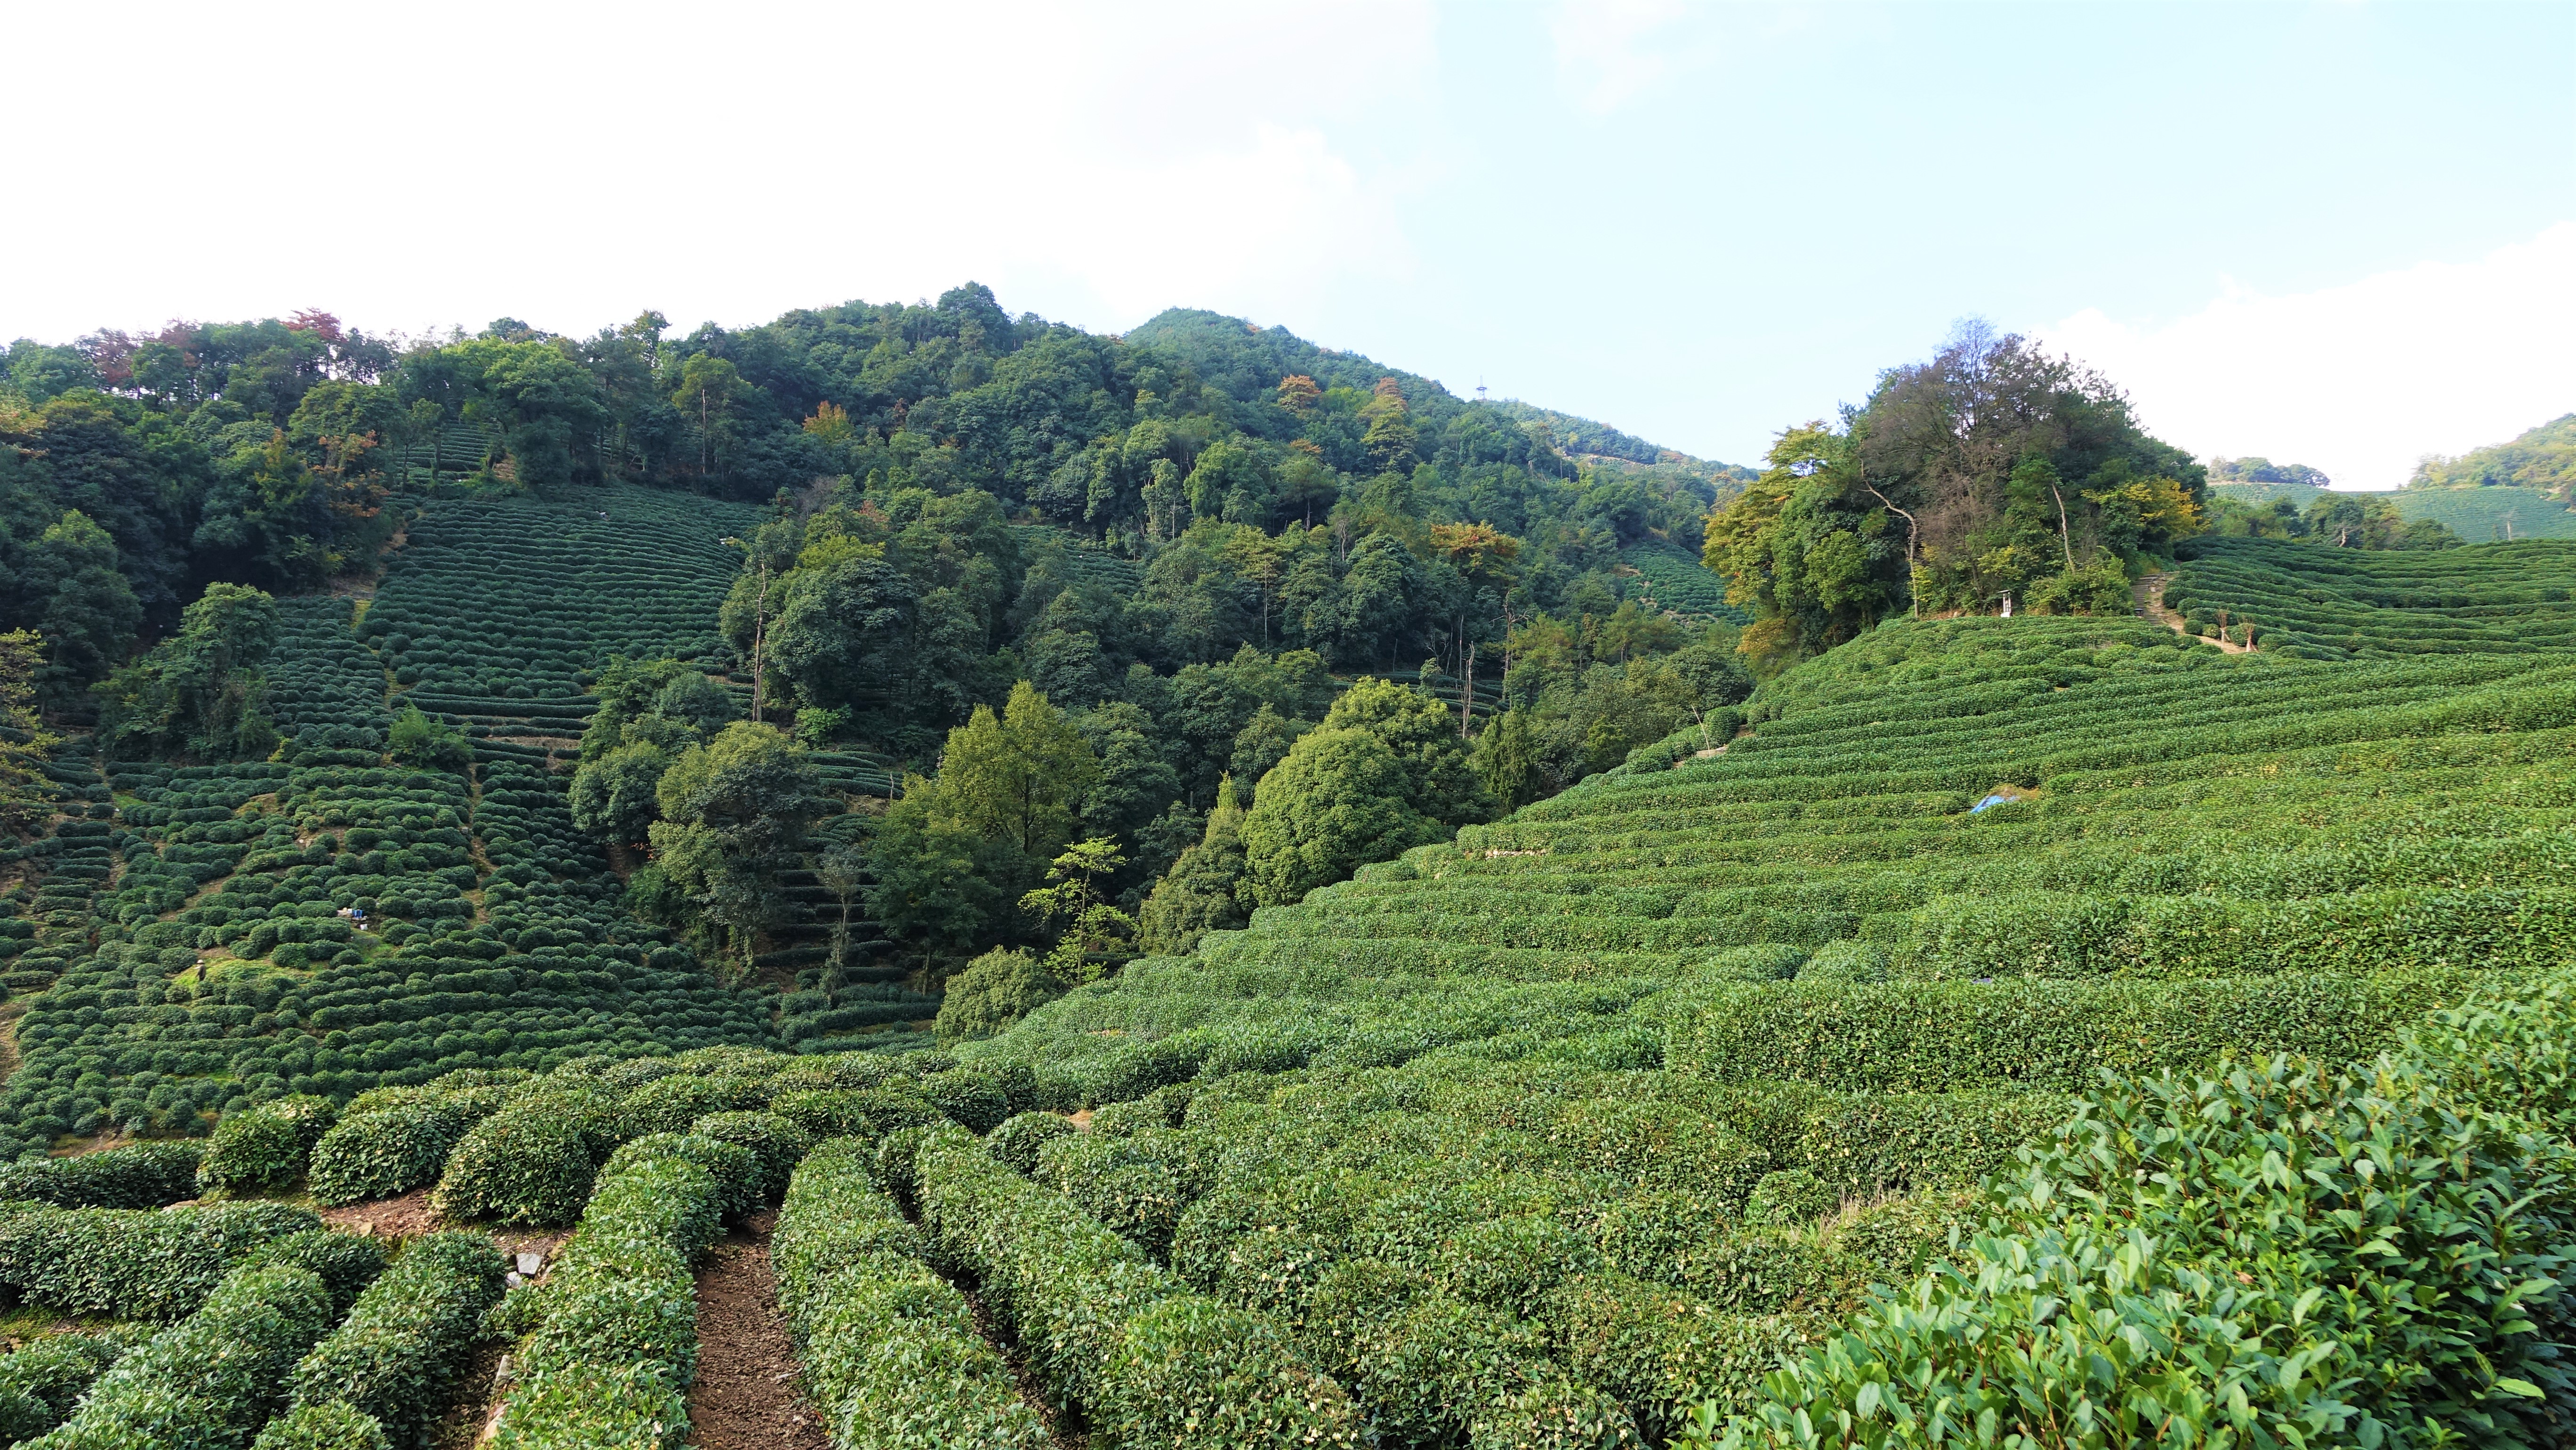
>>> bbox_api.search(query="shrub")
[1740,1170,1835,1229]
[248,1229,391,1318]
[769,1085,942,1144]
[1700,944,1807,983]
[686,1112,811,1204]
[22,1263,334,1450]
[0,1200,322,1321]
[201,1096,341,1194]
[619,1073,766,1137]
[1714,1033,2576,1449]
[772,1139,1049,1448]
[987,1111,1077,1176]
[288,1231,507,1443]
[307,1101,476,1206]
[1549,1273,1826,1441]
[0,1141,205,1208]
[922,1068,1013,1133]
[933,948,1063,1044]
[1659,970,2467,1094]
[603,1131,761,1222]
[251,1403,392,1450]
[1795,940,1888,985]
[0,1332,140,1443]
[431,1092,622,1226]
[914,1124,1368,1447]
[485,1137,724,1450]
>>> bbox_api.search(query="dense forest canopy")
[1699,323,2209,666]
[1,288,1734,717]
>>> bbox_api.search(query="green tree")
[1137,775,1251,955]
[385,705,470,771]
[869,682,1101,973]
[931,947,1064,1044]
[645,722,827,979]
[569,741,670,846]
[24,510,141,705]
[568,658,736,847]
[97,582,279,760]
[671,354,754,480]
[1018,837,1140,984]
[0,630,59,834]
[936,682,1100,862]
[1241,725,1438,907]
[1472,707,1541,813]
[1360,377,1418,474]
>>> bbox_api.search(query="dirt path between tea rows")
[685,1211,830,1450]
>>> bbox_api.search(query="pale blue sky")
[7,1,2570,485]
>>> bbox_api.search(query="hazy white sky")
[5,0,2570,488]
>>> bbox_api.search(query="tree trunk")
[2050,483,2076,573]
[1458,640,1475,740]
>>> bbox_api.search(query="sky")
[4,0,2570,489]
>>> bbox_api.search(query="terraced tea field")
[2170,534,2576,657]
[948,611,2576,1444]
[1621,538,1749,623]
[0,484,929,1161]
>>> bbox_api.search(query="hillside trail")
[685,1210,829,1450]
[2135,572,2252,654]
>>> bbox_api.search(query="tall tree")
[644,721,827,980]
[0,630,59,834]
[96,582,278,760]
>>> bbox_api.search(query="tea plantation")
[2169,534,2576,658]
[0,483,932,1165]
[1,535,2572,1449]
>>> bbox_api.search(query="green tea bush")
[1658,969,2465,1093]
[248,1228,390,1318]
[1740,1170,1835,1229]
[771,1139,1049,1448]
[308,1096,488,1206]
[0,1141,203,1208]
[22,1263,334,1450]
[768,1085,944,1143]
[1708,972,2576,1449]
[484,1136,724,1450]
[200,1095,339,1194]
[685,1111,810,1204]
[0,1332,141,1443]
[619,1072,766,1136]
[429,1088,624,1226]
[987,1110,1077,1176]
[0,1200,322,1321]
[914,1124,1369,1447]
[250,1402,392,1450]
[287,1231,507,1443]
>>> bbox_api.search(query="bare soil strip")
[685,1211,830,1450]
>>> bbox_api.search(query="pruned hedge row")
[0,1140,203,1208]
[772,1138,1049,1448]
[1655,968,2471,1094]
[0,1200,322,1322]
[483,1134,727,1450]
[200,1094,340,1194]
[22,1262,335,1450]
[1712,966,2576,1449]
[286,1231,507,1444]
[0,1330,144,1443]
[913,1124,1370,1449]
